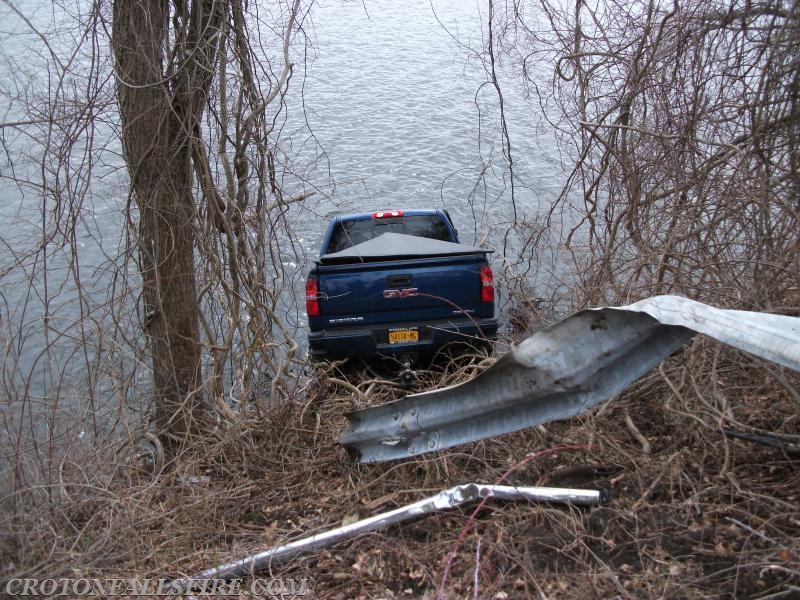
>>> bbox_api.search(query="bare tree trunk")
[112,0,224,448]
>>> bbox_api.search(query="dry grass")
[3,1,797,596]
[3,345,798,599]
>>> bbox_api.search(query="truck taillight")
[480,265,495,303]
[372,210,404,218]
[305,276,320,316]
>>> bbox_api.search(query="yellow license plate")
[388,328,419,344]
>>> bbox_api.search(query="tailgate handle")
[387,274,412,287]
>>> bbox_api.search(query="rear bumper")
[308,317,498,362]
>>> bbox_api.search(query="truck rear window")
[327,215,451,253]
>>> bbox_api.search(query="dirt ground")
[167,348,799,598]
[5,345,799,599]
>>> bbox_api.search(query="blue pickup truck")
[305,209,498,365]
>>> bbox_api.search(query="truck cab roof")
[322,209,459,255]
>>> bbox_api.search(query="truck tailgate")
[316,255,489,327]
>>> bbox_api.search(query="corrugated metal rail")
[340,295,800,463]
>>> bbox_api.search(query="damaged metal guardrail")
[192,483,605,580]
[340,295,800,463]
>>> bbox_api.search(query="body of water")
[0,0,564,458]
[296,0,560,246]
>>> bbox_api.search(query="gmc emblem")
[383,287,419,299]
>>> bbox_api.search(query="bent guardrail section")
[340,295,800,463]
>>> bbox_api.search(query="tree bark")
[112,0,223,448]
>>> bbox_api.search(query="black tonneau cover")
[318,232,492,265]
